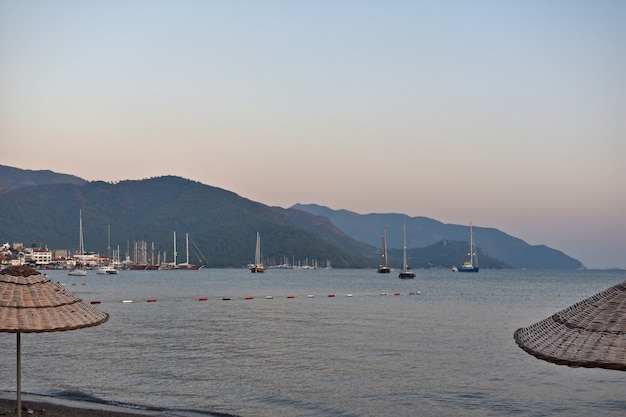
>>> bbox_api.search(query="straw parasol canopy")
[514,280,626,371]
[0,265,109,416]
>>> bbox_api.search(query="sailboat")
[398,220,416,279]
[97,225,119,275]
[68,209,87,276]
[177,233,203,270]
[453,223,479,272]
[377,229,391,273]
[248,232,265,273]
[162,231,203,270]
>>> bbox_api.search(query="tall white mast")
[107,224,111,260]
[173,231,177,266]
[403,220,408,269]
[470,223,478,267]
[382,229,388,266]
[255,232,261,265]
[186,233,190,265]
[78,209,84,255]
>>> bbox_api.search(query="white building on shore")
[24,247,52,266]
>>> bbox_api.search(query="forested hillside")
[0,166,584,269]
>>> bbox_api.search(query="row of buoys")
[89,291,420,304]
[374,291,421,295]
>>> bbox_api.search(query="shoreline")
[0,399,163,417]
[0,393,170,417]
[0,392,231,417]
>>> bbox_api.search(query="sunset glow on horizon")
[1,1,624,268]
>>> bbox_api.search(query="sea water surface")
[1,268,625,417]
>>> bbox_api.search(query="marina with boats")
[6,211,207,272]
[2,209,483,274]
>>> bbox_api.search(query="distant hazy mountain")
[0,164,86,194]
[0,175,372,268]
[0,166,583,269]
[292,203,583,269]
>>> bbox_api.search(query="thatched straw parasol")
[0,265,109,416]
[514,280,626,371]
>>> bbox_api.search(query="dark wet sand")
[0,398,162,417]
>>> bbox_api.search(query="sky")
[1,1,624,268]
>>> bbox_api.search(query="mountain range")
[0,165,583,269]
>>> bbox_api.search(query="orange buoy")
[287,295,295,299]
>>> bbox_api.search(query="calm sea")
[1,268,625,417]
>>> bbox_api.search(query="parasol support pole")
[0,266,108,417]
[17,332,21,417]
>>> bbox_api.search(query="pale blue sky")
[1,1,624,268]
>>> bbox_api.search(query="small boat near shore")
[165,263,203,270]
[96,265,119,275]
[68,265,87,276]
